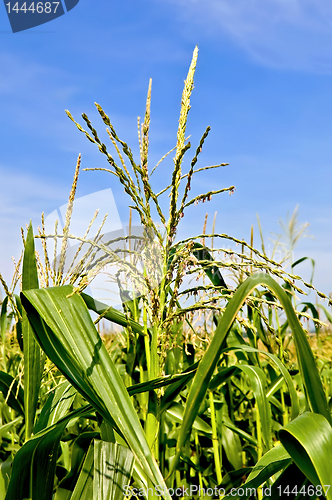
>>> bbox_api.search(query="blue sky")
[0,0,331,302]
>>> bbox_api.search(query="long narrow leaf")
[21,285,171,500]
[172,273,330,473]
[0,371,24,415]
[58,431,98,494]
[226,345,300,420]
[236,364,271,451]
[279,412,332,498]
[230,444,291,500]
[81,292,144,335]
[0,416,23,439]
[5,405,92,500]
[192,242,228,288]
[94,440,134,500]
[266,462,308,500]
[0,296,9,371]
[34,381,77,433]
[70,442,94,500]
[0,456,12,500]
[22,221,43,439]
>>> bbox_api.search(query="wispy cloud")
[0,52,81,130]
[163,0,332,72]
[0,164,68,280]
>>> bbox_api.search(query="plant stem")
[209,390,223,485]
[256,403,262,461]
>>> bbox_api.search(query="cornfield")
[0,47,332,500]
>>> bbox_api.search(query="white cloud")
[163,0,332,72]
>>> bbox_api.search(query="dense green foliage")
[0,48,332,499]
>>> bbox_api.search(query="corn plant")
[0,47,332,499]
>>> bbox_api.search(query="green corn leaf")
[265,462,308,500]
[128,367,197,398]
[266,374,285,398]
[208,366,239,391]
[0,296,9,372]
[218,409,242,470]
[0,371,24,415]
[211,362,269,450]
[246,443,291,483]
[53,489,72,500]
[268,395,283,413]
[0,455,12,500]
[22,221,43,440]
[191,242,228,288]
[226,345,300,420]
[66,439,139,500]
[0,416,23,439]
[298,302,320,333]
[221,418,258,446]
[316,303,332,323]
[166,401,212,434]
[221,424,242,471]
[168,242,228,288]
[279,412,332,498]
[34,381,77,433]
[235,364,271,451]
[70,441,94,500]
[94,440,134,500]
[100,419,115,443]
[5,405,92,500]
[160,362,198,413]
[229,444,292,500]
[218,467,253,494]
[21,285,171,500]
[172,273,329,473]
[81,292,144,335]
[292,257,315,286]
[13,294,23,352]
[59,431,98,493]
